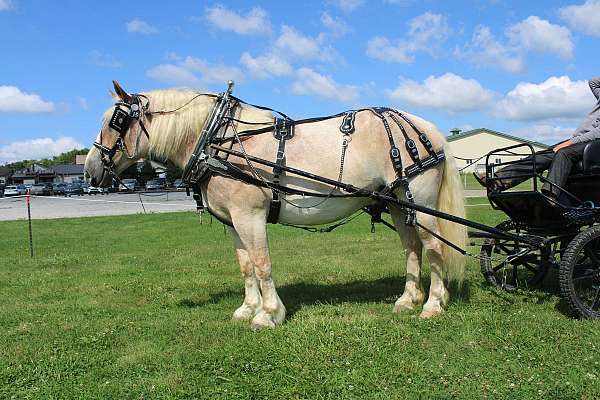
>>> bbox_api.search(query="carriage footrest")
[562,208,600,224]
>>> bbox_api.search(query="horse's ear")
[112,80,132,102]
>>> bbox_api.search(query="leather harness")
[99,83,446,228]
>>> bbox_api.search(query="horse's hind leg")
[389,205,425,313]
[229,228,262,321]
[231,214,286,330]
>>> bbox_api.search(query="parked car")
[87,185,106,195]
[3,185,21,197]
[30,183,52,196]
[16,185,28,195]
[145,179,166,191]
[119,178,138,191]
[172,178,186,191]
[52,183,67,195]
[64,182,84,196]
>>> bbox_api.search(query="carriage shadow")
[177,276,472,318]
[481,268,576,318]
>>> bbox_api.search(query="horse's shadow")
[177,276,472,318]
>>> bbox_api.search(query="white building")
[446,128,549,173]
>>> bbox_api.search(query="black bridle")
[93,94,151,186]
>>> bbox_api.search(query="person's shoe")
[473,171,505,191]
[473,172,487,188]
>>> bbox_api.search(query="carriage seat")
[570,140,600,175]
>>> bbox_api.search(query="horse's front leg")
[390,205,425,313]
[231,213,286,330]
[229,228,262,321]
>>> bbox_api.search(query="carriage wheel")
[480,220,549,291]
[559,225,600,319]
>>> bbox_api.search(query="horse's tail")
[436,143,467,284]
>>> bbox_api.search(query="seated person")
[475,76,600,199]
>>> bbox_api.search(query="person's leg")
[494,151,554,189]
[542,142,588,196]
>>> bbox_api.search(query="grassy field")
[1,199,599,399]
[460,174,534,191]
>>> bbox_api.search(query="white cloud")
[0,137,84,164]
[179,57,245,84]
[321,12,350,38]
[512,124,576,144]
[456,25,525,73]
[90,50,122,68]
[457,17,573,73]
[291,68,360,103]
[240,52,293,79]
[275,25,322,59]
[366,13,450,63]
[146,64,200,86]
[331,0,364,12]
[494,76,594,121]
[239,25,341,79]
[559,0,600,37]
[506,16,573,60]
[0,0,12,11]
[146,56,244,87]
[386,73,496,112]
[205,5,271,35]
[126,19,158,34]
[0,86,55,113]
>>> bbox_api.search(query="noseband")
[93,94,151,185]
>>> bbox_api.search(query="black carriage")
[476,141,600,319]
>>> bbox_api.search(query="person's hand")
[553,139,573,152]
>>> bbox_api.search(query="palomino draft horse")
[85,81,467,330]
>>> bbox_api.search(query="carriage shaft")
[210,144,545,249]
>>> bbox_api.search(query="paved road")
[0,191,197,221]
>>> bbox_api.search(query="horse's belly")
[277,196,371,225]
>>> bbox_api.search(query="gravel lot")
[0,191,197,221]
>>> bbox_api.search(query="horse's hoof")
[393,300,416,314]
[250,312,276,330]
[232,304,258,321]
[419,305,444,319]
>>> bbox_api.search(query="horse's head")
[84,81,151,187]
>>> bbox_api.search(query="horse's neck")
[153,98,273,168]
[148,95,217,168]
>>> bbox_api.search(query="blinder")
[93,94,150,183]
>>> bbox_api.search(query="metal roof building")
[446,128,550,173]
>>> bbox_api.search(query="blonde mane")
[140,89,273,162]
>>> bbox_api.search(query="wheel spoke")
[497,244,516,254]
[572,273,595,282]
[521,262,538,273]
[591,286,600,311]
[493,263,505,272]
[584,246,600,267]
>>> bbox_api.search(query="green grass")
[461,174,534,191]
[1,202,599,399]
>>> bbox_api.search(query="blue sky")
[1,0,600,163]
